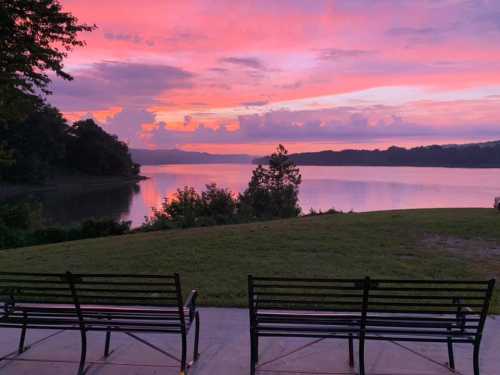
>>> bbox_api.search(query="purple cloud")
[240,100,269,107]
[318,48,373,60]
[118,105,500,149]
[50,61,194,110]
[219,56,265,70]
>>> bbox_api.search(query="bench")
[363,278,495,375]
[248,275,495,375]
[0,272,200,375]
[248,276,368,375]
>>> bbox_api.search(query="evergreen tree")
[240,144,302,218]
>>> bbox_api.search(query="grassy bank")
[1,208,500,310]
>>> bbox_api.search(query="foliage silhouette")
[0,106,139,183]
[1,0,95,119]
[144,145,302,230]
[66,119,139,177]
[240,144,302,219]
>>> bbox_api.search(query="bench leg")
[104,329,111,357]
[348,333,354,367]
[104,315,112,357]
[358,337,366,375]
[447,336,455,371]
[180,332,187,375]
[78,329,87,375]
[250,331,258,375]
[18,312,28,354]
[473,342,481,375]
[193,311,200,362]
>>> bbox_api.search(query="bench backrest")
[0,272,75,308]
[249,276,368,314]
[0,272,185,320]
[69,273,183,308]
[366,279,495,339]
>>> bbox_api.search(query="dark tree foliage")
[0,107,139,183]
[0,0,95,115]
[0,104,67,182]
[200,183,236,224]
[143,183,238,230]
[0,0,95,182]
[143,145,302,230]
[162,186,203,228]
[0,201,131,249]
[0,143,15,168]
[240,144,302,219]
[66,119,139,177]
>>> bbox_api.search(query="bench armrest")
[183,289,198,321]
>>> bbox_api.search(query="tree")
[0,104,68,182]
[0,0,95,119]
[240,144,302,218]
[66,119,139,177]
[200,183,236,224]
[162,186,203,228]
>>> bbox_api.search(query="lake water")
[9,164,500,227]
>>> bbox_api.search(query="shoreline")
[0,175,148,200]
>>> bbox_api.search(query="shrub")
[79,218,131,238]
[0,201,42,230]
[142,183,238,229]
[32,227,68,244]
[200,183,237,224]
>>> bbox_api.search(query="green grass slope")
[1,208,500,310]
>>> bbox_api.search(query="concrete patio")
[0,308,498,375]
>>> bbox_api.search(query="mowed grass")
[1,208,500,311]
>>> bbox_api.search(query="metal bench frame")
[0,272,200,375]
[248,275,495,375]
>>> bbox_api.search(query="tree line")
[254,143,500,168]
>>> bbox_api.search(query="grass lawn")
[1,208,500,311]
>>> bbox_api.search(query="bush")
[0,201,42,230]
[0,222,27,249]
[142,184,238,229]
[140,212,177,232]
[32,227,68,244]
[0,214,131,250]
[200,183,237,224]
[79,218,131,238]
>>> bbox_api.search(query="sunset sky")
[51,0,500,155]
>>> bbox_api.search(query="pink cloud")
[52,0,500,152]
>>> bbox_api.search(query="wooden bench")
[0,272,200,375]
[248,275,495,375]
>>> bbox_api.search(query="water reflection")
[123,164,500,226]
[3,183,140,226]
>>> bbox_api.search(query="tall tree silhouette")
[0,0,95,120]
[240,144,302,218]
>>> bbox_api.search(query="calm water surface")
[12,164,500,227]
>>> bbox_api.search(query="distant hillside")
[131,148,254,165]
[254,140,500,168]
